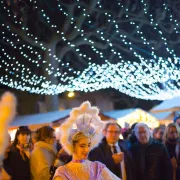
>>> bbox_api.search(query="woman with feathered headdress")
[53,101,121,180]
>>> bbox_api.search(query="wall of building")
[58,91,114,112]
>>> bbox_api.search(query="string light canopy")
[0,0,180,100]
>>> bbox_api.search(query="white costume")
[53,101,120,180]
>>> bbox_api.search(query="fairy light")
[0,0,180,100]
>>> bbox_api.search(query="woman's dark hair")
[122,129,131,140]
[131,123,138,131]
[12,126,31,147]
[153,127,163,136]
[128,123,138,144]
[36,126,55,142]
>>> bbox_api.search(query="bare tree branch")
[5,21,47,48]
[71,49,88,67]
[66,0,98,41]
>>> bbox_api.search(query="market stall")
[150,96,180,125]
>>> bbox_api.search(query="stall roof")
[102,108,137,120]
[11,107,158,128]
[151,97,180,111]
[10,109,71,127]
[150,111,172,120]
[11,108,137,127]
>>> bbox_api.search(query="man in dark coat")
[88,122,133,180]
[130,122,173,180]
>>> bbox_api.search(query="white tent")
[10,109,71,128]
[102,108,137,120]
[117,109,159,128]
[103,108,159,128]
[151,97,180,112]
[9,109,72,140]
[150,97,180,122]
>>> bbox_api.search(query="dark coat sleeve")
[3,147,31,180]
[160,144,173,180]
[88,146,115,172]
[119,141,135,180]
[3,153,12,176]
[89,141,135,180]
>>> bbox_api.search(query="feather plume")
[59,101,105,155]
[0,92,17,159]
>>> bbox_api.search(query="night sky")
[0,0,178,114]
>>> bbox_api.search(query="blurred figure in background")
[55,139,72,165]
[121,128,131,141]
[153,127,164,142]
[130,123,172,180]
[31,131,39,146]
[30,126,64,180]
[174,116,180,128]
[163,123,180,180]
[128,123,137,145]
[3,126,32,180]
[2,134,11,180]
[31,130,39,150]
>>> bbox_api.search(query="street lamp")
[67,91,75,98]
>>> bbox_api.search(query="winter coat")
[30,141,57,180]
[88,137,133,180]
[165,141,180,180]
[130,138,173,180]
[3,146,31,180]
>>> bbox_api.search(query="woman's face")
[73,137,91,160]
[47,132,56,145]
[17,133,30,145]
[167,126,178,140]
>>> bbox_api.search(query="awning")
[102,108,137,120]
[150,96,180,113]
[10,109,71,127]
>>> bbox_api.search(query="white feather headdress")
[59,101,105,155]
[0,92,16,163]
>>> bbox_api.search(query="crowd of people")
[1,101,180,180]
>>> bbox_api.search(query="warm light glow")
[54,127,60,133]
[117,109,159,129]
[119,134,124,140]
[67,92,75,98]
[8,129,17,142]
